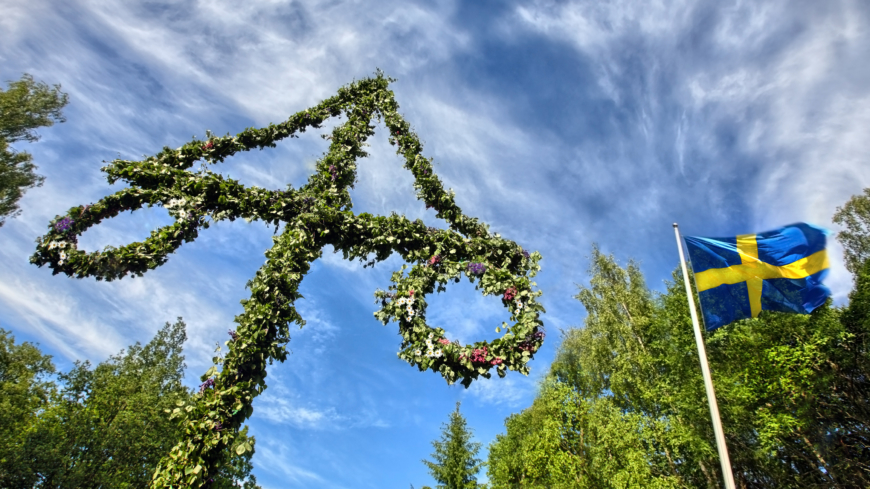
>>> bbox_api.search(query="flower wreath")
[30,71,544,488]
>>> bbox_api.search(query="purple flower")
[522,250,530,259]
[54,217,74,233]
[517,330,546,352]
[198,378,215,394]
[467,262,487,276]
[328,165,337,181]
[228,330,238,341]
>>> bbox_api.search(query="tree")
[833,187,870,275]
[487,242,870,488]
[423,402,484,489]
[488,248,701,488]
[0,329,56,486]
[0,73,69,226]
[0,319,261,488]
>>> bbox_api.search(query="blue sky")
[1,0,869,487]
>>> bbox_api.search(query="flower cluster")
[165,198,186,209]
[198,378,215,395]
[396,294,416,321]
[503,286,518,301]
[518,330,546,352]
[470,346,488,363]
[202,141,214,150]
[54,217,73,233]
[427,254,441,266]
[228,330,238,341]
[467,262,487,276]
[416,332,443,358]
[438,338,451,345]
[328,164,337,181]
[47,240,69,250]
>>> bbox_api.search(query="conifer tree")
[423,402,484,489]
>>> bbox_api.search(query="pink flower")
[438,338,450,345]
[471,346,489,363]
[409,289,415,296]
[504,286,518,301]
[202,141,214,150]
[491,357,503,365]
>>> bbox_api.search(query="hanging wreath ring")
[30,71,544,488]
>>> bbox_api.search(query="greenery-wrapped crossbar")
[30,72,544,488]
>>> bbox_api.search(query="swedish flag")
[684,223,831,331]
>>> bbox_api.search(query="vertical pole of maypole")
[673,223,736,489]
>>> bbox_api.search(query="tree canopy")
[487,238,870,488]
[0,73,68,226]
[0,319,261,489]
[834,188,870,275]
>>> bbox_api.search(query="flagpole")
[673,223,736,489]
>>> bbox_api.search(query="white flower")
[414,349,422,356]
[397,297,407,306]
[58,260,64,265]
[48,241,58,250]
[165,198,187,209]
[406,316,413,322]
[435,349,443,358]
[425,339,433,347]
[57,241,67,248]
[428,332,434,339]
[59,251,67,260]
[406,306,415,316]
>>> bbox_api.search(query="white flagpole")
[673,223,736,489]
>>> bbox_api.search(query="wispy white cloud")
[256,440,328,486]
[466,373,536,408]
[511,0,869,301]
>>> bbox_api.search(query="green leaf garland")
[30,71,545,488]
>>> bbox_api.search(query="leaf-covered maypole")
[30,71,545,488]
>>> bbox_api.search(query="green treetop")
[0,319,261,489]
[487,229,870,487]
[0,73,69,226]
[423,402,485,489]
[833,187,870,275]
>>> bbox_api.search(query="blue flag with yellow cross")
[684,223,831,331]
